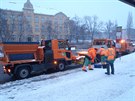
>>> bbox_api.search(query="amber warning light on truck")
[120,39,125,43]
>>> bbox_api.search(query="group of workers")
[82,45,116,75]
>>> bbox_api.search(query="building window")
[59,20,63,25]
[35,25,39,32]
[10,24,15,31]
[27,37,32,42]
[35,35,39,42]
[10,15,15,24]
[26,25,32,32]
[41,17,45,22]
[10,15,15,19]
[59,26,63,33]
[59,16,63,20]
[11,35,16,41]
[54,21,58,26]
[41,25,45,33]
[26,16,31,22]
[46,17,49,21]
[18,16,22,21]
[2,14,7,20]
[35,17,39,23]
[1,14,5,19]
[18,24,22,31]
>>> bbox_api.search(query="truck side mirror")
[0,46,4,58]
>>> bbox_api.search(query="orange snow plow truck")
[0,39,77,79]
[115,39,135,54]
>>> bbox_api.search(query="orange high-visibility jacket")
[88,48,96,63]
[99,48,107,56]
[107,48,115,60]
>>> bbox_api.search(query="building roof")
[119,0,135,7]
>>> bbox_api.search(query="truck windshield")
[45,40,52,50]
[0,46,4,57]
[58,41,69,50]
[93,40,106,45]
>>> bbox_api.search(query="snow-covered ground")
[0,53,135,101]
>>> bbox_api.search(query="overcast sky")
[0,0,135,28]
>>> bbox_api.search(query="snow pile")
[0,53,135,101]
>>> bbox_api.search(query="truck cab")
[116,39,135,54]
[92,39,115,49]
[41,39,75,70]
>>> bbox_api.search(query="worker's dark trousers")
[106,61,114,74]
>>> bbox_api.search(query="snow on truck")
[0,39,78,79]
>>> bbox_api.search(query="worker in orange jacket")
[98,47,107,64]
[82,48,96,72]
[105,45,116,75]
[88,48,96,63]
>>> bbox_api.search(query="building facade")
[0,0,70,42]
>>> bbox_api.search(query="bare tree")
[0,9,33,42]
[79,24,87,43]
[41,20,59,40]
[0,9,8,42]
[17,15,29,42]
[72,16,81,43]
[84,16,103,41]
[0,9,15,42]
[65,17,87,43]
[47,21,52,39]
[112,21,118,40]
[41,22,46,39]
[104,20,114,39]
[44,20,55,40]
[64,20,73,42]
[103,20,118,39]
[53,21,59,39]
[65,20,75,42]
[127,12,133,40]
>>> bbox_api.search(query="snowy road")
[0,53,135,101]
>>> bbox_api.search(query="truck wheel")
[58,62,65,71]
[16,67,30,79]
